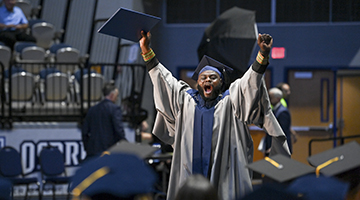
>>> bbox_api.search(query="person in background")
[265,87,292,156]
[276,82,297,144]
[82,82,126,161]
[275,82,291,108]
[0,0,36,50]
[139,31,290,200]
[174,174,219,200]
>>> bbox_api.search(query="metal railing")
[308,135,360,156]
[1,61,147,129]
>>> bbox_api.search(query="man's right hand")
[140,31,151,54]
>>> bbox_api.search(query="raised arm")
[140,31,152,55]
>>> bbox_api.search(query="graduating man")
[140,31,290,200]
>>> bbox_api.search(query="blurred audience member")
[265,88,292,156]
[82,82,126,161]
[276,82,297,144]
[174,174,219,200]
[276,82,291,108]
[0,0,36,50]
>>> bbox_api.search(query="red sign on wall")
[271,47,286,59]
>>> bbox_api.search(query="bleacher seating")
[0,45,11,71]
[55,47,81,74]
[20,46,47,74]
[15,0,32,19]
[74,69,104,104]
[0,1,147,128]
[8,71,37,104]
[13,41,37,59]
[31,22,56,49]
[42,72,71,104]
[4,67,25,79]
[0,146,41,199]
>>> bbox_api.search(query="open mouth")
[204,85,213,95]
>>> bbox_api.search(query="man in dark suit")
[82,82,126,161]
[265,87,292,156]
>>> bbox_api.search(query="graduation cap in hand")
[98,7,161,42]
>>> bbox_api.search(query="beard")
[197,84,222,102]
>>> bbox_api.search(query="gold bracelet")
[141,49,155,62]
[256,51,269,65]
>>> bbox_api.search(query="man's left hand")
[257,33,273,56]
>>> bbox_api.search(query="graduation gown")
[148,58,290,200]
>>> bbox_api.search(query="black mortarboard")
[191,55,233,81]
[0,178,11,200]
[98,7,161,42]
[70,153,157,198]
[307,141,360,177]
[105,140,160,159]
[242,183,302,200]
[246,154,315,183]
[286,174,350,200]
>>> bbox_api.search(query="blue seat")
[49,43,72,54]
[14,41,37,54]
[4,67,26,79]
[39,146,71,199]
[0,44,11,70]
[74,68,96,83]
[0,146,41,199]
[39,68,61,80]
[28,19,47,28]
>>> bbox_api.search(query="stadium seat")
[20,46,47,74]
[0,45,11,71]
[74,69,104,103]
[39,145,71,199]
[31,22,56,49]
[55,47,81,74]
[0,146,41,199]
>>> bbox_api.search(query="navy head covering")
[192,55,233,81]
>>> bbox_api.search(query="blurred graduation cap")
[0,178,11,200]
[242,183,302,200]
[246,154,315,183]
[106,140,159,159]
[191,55,234,81]
[98,7,161,42]
[70,153,157,198]
[307,141,360,177]
[286,174,350,200]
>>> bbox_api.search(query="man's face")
[4,0,16,11]
[110,88,119,103]
[282,84,291,99]
[197,70,222,101]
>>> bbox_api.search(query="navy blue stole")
[193,104,215,176]
[187,89,229,177]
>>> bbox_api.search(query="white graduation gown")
[149,61,290,200]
